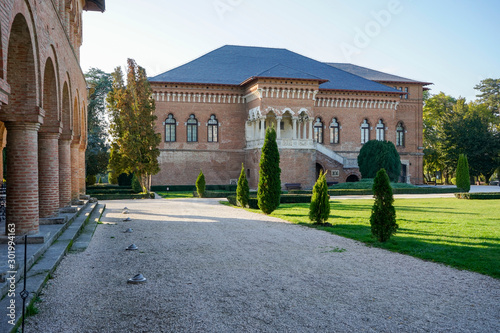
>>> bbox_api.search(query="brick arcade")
[0,0,104,235]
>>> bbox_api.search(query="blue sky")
[81,0,500,101]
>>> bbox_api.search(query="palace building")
[149,45,430,190]
[0,0,105,235]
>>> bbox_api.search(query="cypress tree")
[456,154,471,192]
[309,170,331,224]
[236,163,250,207]
[257,127,281,214]
[131,174,142,193]
[370,168,398,242]
[196,170,206,198]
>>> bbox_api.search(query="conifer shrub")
[358,140,401,182]
[236,163,250,207]
[370,168,398,242]
[196,170,206,198]
[98,176,103,184]
[257,127,281,214]
[86,175,97,186]
[309,170,331,224]
[456,154,471,192]
[131,174,142,193]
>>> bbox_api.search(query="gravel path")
[26,198,500,332]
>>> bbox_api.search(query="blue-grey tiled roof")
[327,63,430,85]
[150,45,402,93]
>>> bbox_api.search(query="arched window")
[187,114,198,142]
[361,119,370,144]
[376,119,385,141]
[329,118,340,144]
[207,114,218,142]
[396,122,405,147]
[164,114,176,142]
[313,117,323,143]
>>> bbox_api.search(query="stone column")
[70,141,80,200]
[292,118,297,140]
[308,119,313,140]
[39,132,61,218]
[276,116,282,139]
[59,138,72,207]
[260,118,265,139]
[6,122,41,235]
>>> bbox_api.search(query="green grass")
[330,178,426,190]
[244,198,500,278]
[156,191,194,199]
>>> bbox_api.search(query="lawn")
[155,191,194,199]
[257,198,499,279]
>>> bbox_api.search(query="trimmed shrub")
[86,175,97,186]
[258,127,281,214]
[358,140,401,182]
[236,163,250,207]
[455,192,500,199]
[118,173,133,186]
[309,170,331,224]
[98,176,103,184]
[196,170,206,198]
[456,154,471,192]
[370,169,398,242]
[131,174,142,193]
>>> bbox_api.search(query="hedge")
[91,193,154,200]
[151,184,237,192]
[328,187,463,196]
[227,194,311,208]
[455,192,500,200]
[193,191,236,198]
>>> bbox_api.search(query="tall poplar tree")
[257,127,281,214]
[85,68,112,177]
[107,59,161,192]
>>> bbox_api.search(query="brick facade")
[0,0,104,235]
[150,48,428,189]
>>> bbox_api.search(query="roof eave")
[240,76,329,86]
[376,80,433,86]
[83,0,106,12]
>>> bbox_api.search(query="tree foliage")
[423,88,500,183]
[131,173,142,193]
[456,154,470,192]
[85,68,112,177]
[370,169,397,242]
[107,59,161,192]
[309,170,330,224]
[475,78,500,120]
[196,170,206,198]
[257,127,281,214]
[236,163,249,207]
[357,140,401,182]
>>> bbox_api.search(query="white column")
[260,118,265,139]
[308,119,313,140]
[292,118,297,140]
[276,116,282,139]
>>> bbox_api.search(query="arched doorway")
[346,174,360,182]
[4,14,39,235]
[316,163,324,179]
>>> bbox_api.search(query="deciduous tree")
[107,59,160,192]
